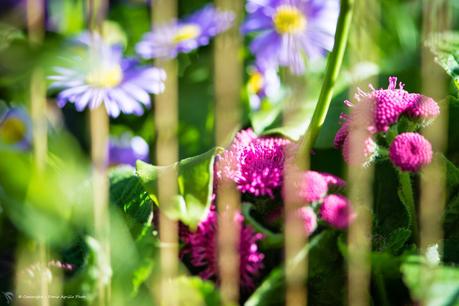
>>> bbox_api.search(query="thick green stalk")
[297,0,355,165]
[399,171,418,240]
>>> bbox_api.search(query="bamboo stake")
[419,1,450,305]
[284,73,308,306]
[346,1,379,306]
[27,1,50,305]
[151,1,179,305]
[87,0,111,305]
[214,0,243,304]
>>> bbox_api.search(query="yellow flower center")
[0,117,26,144]
[273,5,306,34]
[86,65,123,88]
[173,24,201,44]
[248,72,264,94]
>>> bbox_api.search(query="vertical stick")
[87,0,111,305]
[27,1,49,306]
[90,105,110,306]
[420,1,449,305]
[152,1,179,305]
[284,74,308,306]
[347,1,378,305]
[214,0,243,304]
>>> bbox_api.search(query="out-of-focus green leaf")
[48,0,85,35]
[170,276,222,306]
[402,256,459,306]
[0,23,24,51]
[136,149,217,230]
[426,32,459,90]
[109,166,153,237]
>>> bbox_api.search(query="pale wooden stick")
[419,1,450,305]
[347,1,378,305]
[214,0,243,303]
[151,1,179,305]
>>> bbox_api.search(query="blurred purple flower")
[109,134,149,167]
[136,5,234,59]
[0,107,32,150]
[242,0,339,74]
[49,37,166,118]
[247,64,281,110]
[389,132,432,172]
[181,205,264,289]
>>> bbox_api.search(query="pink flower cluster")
[334,76,438,171]
[181,205,264,289]
[294,170,354,232]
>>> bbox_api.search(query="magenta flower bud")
[405,94,440,120]
[334,121,349,149]
[389,132,433,172]
[298,207,317,236]
[320,194,355,229]
[299,171,328,203]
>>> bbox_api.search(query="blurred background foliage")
[0,0,459,305]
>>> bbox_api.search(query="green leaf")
[171,276,222,306]
[136,149,217,230]
[426,32,459,90]
[385,228,412,254]
[109,166,153,237]
[402,256,459,306]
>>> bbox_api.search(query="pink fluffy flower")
[298,171,328,203]
[334,120,349,149]
[389,132,433,172]
[342,76,412,133]
[404,94,440,121]
[320,194,355,229]
[298,206,317,235]
[216,129,292,197]
[181,206,264,289]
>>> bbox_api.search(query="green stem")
[296,0,355,165]
[373,268,391,306]
[399,171,418,240]
[241,203,284,249]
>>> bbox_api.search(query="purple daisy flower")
[389,132,433,172]
[49,37,166,118]
[216,129,292,197]
[242,0,339,74]
[247,64,281,110]
[0,107,32,150]
[136,5,234,59]
[181,206,264,289]
[109,134,149,167]
[320,194,355,229]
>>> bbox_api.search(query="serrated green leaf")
[426,32,459,90]
[136,149,217,230]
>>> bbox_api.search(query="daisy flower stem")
[297,0,355,166]
[398,171,418,240]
